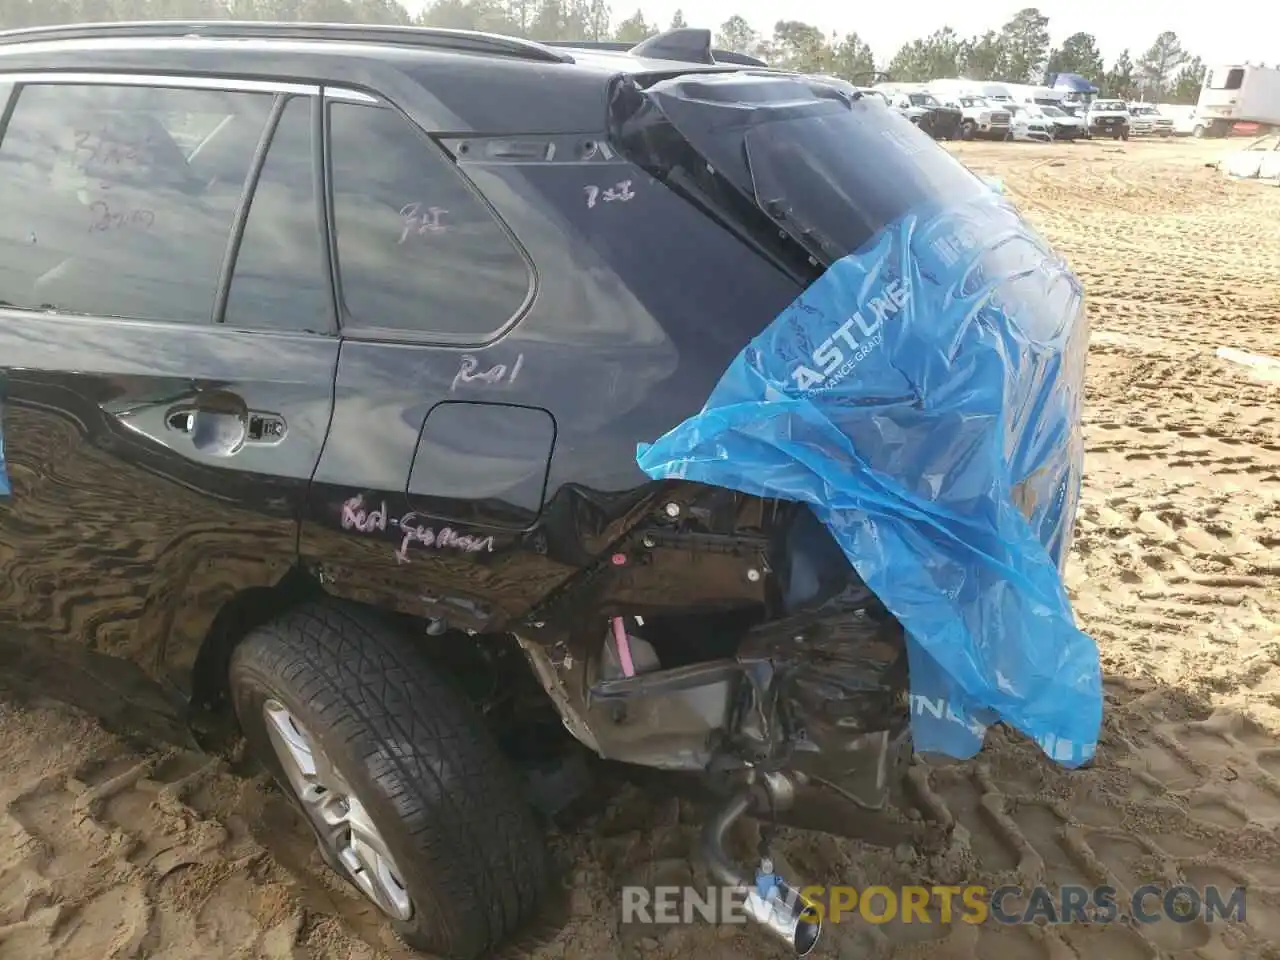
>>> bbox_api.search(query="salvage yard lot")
[1,139,1278,960]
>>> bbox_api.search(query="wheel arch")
[186,565,325,738]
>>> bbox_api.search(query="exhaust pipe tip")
[745,879,823,956]
[701,786,823,955]
[798,920,822,957]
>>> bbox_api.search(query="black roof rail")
[0,20,574,64]
[545,29,769,68]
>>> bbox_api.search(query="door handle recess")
[166,409,196,433]
[162,400,286,457]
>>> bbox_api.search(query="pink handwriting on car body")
[398,203,448,243]
[341,496,388,533]
[88,200,155,233]
[584,180,635,208]
[396,514,495,563]
[450,353,524,392]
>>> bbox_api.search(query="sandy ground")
[2,139,1279,960]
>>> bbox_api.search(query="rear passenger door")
[299,90,546,630]
[0,75,337,688]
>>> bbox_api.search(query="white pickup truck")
[1127,103,1174,137]
[1084,99,1131,140]
[930,93,1012,140]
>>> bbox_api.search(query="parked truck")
[1194,64,1280,138]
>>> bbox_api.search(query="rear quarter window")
[327,101,532,342]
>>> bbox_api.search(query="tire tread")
[230,600,547,959]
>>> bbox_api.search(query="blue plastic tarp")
[636,191,1101,767]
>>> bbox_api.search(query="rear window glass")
[628,74,987,263]
[743,106,986,261]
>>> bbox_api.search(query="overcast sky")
[401,1,1278,67]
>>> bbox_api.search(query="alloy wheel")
[262,698,414,921]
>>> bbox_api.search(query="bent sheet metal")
[637,191,1101,767]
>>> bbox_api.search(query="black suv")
[0,21,998,959]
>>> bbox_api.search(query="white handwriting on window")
[398,203,448,243]
[584,180,635,208]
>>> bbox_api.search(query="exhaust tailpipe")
[701,789,822,956]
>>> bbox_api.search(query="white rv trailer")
[925,78,976,97]
[974,81,1016,103]
[1195,64,1280,137]
[1000,82,1064,106]
[925,78,1022,102]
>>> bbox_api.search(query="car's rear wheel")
[229,601,549,960]
[961,119,976,140]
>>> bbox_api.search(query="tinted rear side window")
[0,83,272,322]
[327,101,531,340]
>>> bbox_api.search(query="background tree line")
[0,0,1257,104]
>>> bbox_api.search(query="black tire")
[1120,129,1129,141]
[961,119,976,140]
[229,601,548,960]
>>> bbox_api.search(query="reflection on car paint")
[583,179,635,208]
[450,352,524,391]
[397,202,448,243]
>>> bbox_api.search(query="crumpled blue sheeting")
[636,192,1100,767]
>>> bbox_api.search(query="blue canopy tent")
[1050,73,1099,94]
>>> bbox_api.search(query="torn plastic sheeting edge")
[635,191,1101,769]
